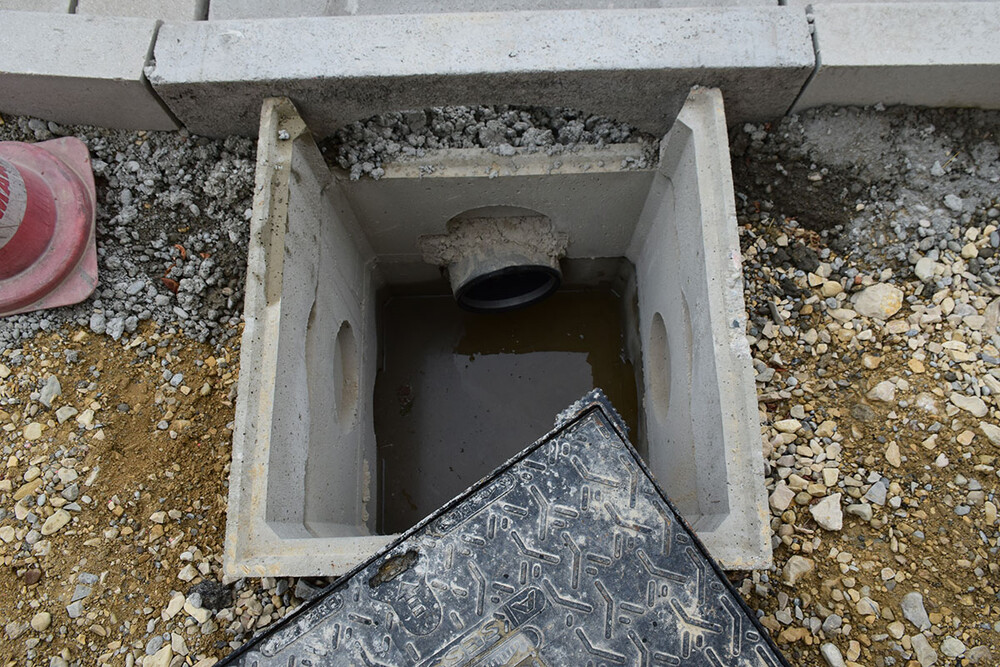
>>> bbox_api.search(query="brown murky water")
[374,288,640,534]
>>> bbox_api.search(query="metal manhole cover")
[222,390,788,666]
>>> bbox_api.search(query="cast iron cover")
[222,390,788,666]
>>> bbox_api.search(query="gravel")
[319,104,658,179]
[731,105,1000,277]
[0,116,256,351]
[732,104,999,666]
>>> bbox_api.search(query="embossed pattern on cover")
[222,390,788,667]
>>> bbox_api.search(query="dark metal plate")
[222,390,788,666]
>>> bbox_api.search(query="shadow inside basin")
[374,287,640,534]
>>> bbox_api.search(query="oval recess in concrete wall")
[647,311,671,420]
[335,320,360,429]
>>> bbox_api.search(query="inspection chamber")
[224,89,770,578]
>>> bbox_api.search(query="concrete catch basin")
[224,88,771,579]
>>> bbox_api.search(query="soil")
[0,324,239,665]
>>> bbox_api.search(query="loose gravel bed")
[732,106,1000,666]
[0,116,255,351]
[1,104,999,667]
[320,104,658,178]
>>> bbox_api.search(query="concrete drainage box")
[225,89,771,579]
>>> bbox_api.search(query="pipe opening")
[456,264,561,312]
[419,213,568,314]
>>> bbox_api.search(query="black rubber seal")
[455,265,560,313]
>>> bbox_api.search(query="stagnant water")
[374,288,640,534]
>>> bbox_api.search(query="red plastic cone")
[0,138,97,317]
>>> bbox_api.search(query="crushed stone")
[319,104,659,179]
[0,116,255,352]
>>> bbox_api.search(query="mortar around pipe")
[419,214,567,312]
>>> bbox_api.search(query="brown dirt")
[1,323,239,665]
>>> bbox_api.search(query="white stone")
[950,393,988,418]
[773,418,801,433]
[846,503,873,521]
[30,611,51,632]
[171,632,189,656]
[769,482,795,512]
[940,637,966,658]
[40,509,71,536]
[829,308,857,322]
[867,381,896,403]
[164,593,185,620]
[143,645,173,667]
[38,375,62,408]
[856,596,880,617]
[0,526,15,543]
[787,474,808,492]
[23,422,42,440]
[885,442,901,467]
[852,283,903,319]
[782,555,815,585]
[914,257,940,282]
[982,374,1000,396]
[815,420,836,438]
[184,600,211,624]
[901,591,931,630]
[980,422,1000,446]
[55,406,79,423]
[911,633,938,666]
[820,281,843,297]
[985,297,1000,334]
[820,643,847,667]
[915,393,940,415]
[4,620,27,640]
[77,409,95,427]
[810,493,843,531]
[178,564,198,582]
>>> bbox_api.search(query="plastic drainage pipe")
[419,215,567,313]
